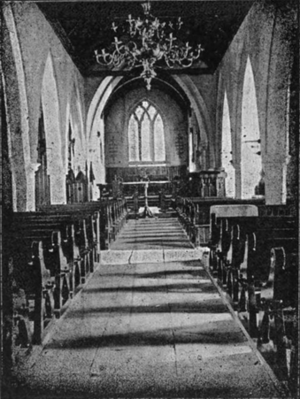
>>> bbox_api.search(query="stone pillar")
[216,169,227,198]
[233,163,242,199]
[26,162,40,211]
[264,161,287,205]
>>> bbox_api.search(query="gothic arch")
[86,77,123,195]
[241,56,262,199]
[86,76,122,140]
[68,83,86,174]
[221,91,235,198]
[173,75,213,167]
[87,72,216,182]
[41,52,65,203]
[3,5,32,210]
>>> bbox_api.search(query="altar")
[122,180,170,217]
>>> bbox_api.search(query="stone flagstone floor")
[8,218,285,399]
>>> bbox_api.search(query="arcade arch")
[241,57,262,199]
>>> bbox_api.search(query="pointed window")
[128,101,165,163]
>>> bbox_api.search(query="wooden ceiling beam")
[85,67,214,77]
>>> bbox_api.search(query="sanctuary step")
[110,217,193,250]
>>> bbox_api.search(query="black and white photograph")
[1,0,299,398]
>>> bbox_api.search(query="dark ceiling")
[37,1,255,77]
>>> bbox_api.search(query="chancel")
[1,1,299,399]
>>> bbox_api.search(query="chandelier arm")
[95,2,203,88]
[95,51,115,67]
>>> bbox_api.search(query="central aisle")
[12,248,282,398]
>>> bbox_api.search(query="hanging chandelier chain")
[95,1,203,90]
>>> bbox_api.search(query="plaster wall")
[216,1,297,204]
[2,3,86,210]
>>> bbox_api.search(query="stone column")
[26,162,40,211]
[264,161,287,205]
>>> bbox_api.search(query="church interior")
[1,1,299,398]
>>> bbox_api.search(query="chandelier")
[95,2,203,90]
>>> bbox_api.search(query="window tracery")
[128,100,165,163]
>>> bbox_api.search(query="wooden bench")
[8,229,64,345]
[9,201,120,346]
[208,211,297,334]
[259,246,298,390]
[175,196,295,246]
[38,198,128,249]
[206,205,297,391]
[12,213,96,283]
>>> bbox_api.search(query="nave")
[2,2,298,398]
[10,218,284,399]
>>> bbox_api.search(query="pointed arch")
[241,57,263,199]
[41,52,65,203]
[173,75,212,168]
[221,91,235,197]
[68,83,86,175]
[3,5,33,210]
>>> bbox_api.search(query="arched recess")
[41,52,65,204]
[241,57,263,199]
[173,74,213,168]
[86,72,213,197]
[221,91,235,198]
[86,77,122,199]
[67,84,86,175]
[104,83,188,179]
[3,5,35,211]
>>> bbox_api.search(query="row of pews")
[176,197,298,393]
[7,199,127,349]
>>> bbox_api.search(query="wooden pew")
[38,203,102,259]
[39,199,128,249]
[12,213,91,287]
[258,247,298,392]
[8,199,129,348]
[9,207,104,345]
[209,212,297,339]
[175,196,295,246]
[8,232,57,345]
[10,224,74,317]
[97,198,128,247]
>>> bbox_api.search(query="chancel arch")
[103,82,189,182]
[241,56,263,199]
